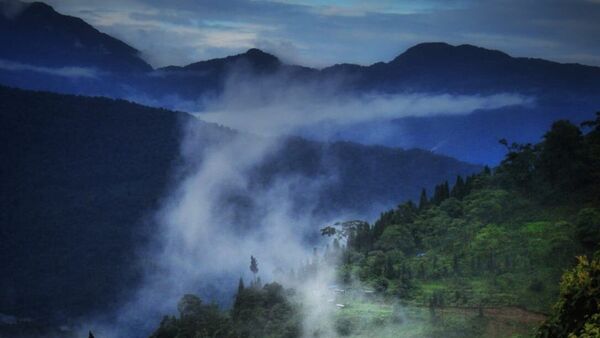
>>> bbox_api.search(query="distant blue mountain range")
[2,1,599,164]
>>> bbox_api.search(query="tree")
[450,176,465,199]
[250,256,259,284]
[432,182,450,205]
[238,277,245,293]
[320,226,337,237]
[376,224,415,254]
[582,112,600,199]
[419,188,429,210]
[576,208,600,250]
[538,120,586,193]
[497,139,538,193]
[472,224,510,273]
[384,256,396,279]
[177,294,203,319]
[442,181,450,200]
[536,253,600,337]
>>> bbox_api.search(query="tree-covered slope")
[337,113,600,315]
[143,113,600,338]
[0,85,479,323]
[0,1,151,73]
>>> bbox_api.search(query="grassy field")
[332,295,543,337]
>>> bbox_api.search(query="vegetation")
[148,114,600,337]
[334,114,600,314]
[536,252,600,338]
[150,258,301,338]
[0,85,477,322]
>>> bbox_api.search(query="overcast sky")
[44,0,600,68]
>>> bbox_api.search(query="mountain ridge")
[1,0,599,165]
[2,1,600,81]
[0,84,481,321]
[0,0,152,73]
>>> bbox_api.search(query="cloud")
[0,59,100,78]
[195,72,533,137]
[82,112,350,337]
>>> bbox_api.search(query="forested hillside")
[0,85,478,323]
[329,113,600,336]
[147,113,600,337]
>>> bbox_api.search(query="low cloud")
[83,122,349,337]
[0,59,100,78]
[196,73,533,137]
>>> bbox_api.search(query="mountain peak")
[0,0,152,73]
[1,0,33,19]
[241,48,280,63]
[2,1,60,20]
[392,42,511,64]
[229,48,281,71]
[244,48,269,55]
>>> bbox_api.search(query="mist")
[81,63,531,338]
[84,116,348,337]
[0,59,101,78]
[196,70,533,138]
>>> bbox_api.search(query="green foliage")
[150,283,300,338]
[498,117,600,202]
[150,294,231,338]
[576,208,600,250]
[150,115,600,338]
[376,225,415,253]
[336,115,600,317]
[536,253,600,338]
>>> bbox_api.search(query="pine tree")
[237,277,245,294]
[419,188,429,210]
[442,181,450,200]
[451,176,465,199]
[432,184,441,205]
[250,256,259,284]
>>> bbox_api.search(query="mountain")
[326,42,600,95]
[5,1,598,99]
[146,114,600,338]
[141,48,316,100]
[0,85,479,322]
[0,1,151,73]
[1,1,599,165]
[151,42,600,98]
[171,48,282,73]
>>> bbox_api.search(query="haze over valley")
[1,1,600,337]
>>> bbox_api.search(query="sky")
[39,0,600,68]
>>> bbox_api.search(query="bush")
[536,253,600,337]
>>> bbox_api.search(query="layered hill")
[0,85,479,321]
[1,2,600,164]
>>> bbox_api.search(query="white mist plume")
[86,64,533,337]
[0,59,101,78]
[197,71,532,137]
[86,119,345,337]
